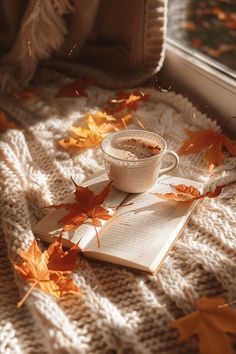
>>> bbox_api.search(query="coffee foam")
[109,137,161,161]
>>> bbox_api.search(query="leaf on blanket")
[47,180,113,247]
[9,87,39,101]
[155,183,228,202]
[56,79,92,98]
[178,129,236,171]
[169,296,236,354]
[59,111,132,152]
[13,239,82,308]
[47,237,81,271]
[0,112,16,132]
[107,90,149,114]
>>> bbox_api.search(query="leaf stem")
[218,300,236,308]
[17,281,38,308]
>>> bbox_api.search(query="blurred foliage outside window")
[167,0,236,74]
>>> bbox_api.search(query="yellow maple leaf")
[59,111,132,152]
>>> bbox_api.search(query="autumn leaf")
[0,112,16,133]
[58,111,132,152]
[59,129,103,151]
[47,238,80,272]
[9,87,38,101]
[13,239,82,308]
[169,296,236,354]
[107,91,149,114]
[47,180,113,247]
[58,113,111,151]
[74,112,116,137]
[56,79,92,98]
[58,136,89,152]
[178,129,236,170]
[191,38,202,48]
[155,183,228,202]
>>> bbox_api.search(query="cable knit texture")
[0,82,236,354]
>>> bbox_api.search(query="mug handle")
[159,150,179,175]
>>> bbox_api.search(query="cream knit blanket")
[0,83,236,354]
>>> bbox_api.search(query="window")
[167,0,236,77]
[162,0,236,134]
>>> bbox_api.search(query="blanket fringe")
[0,0,74,92]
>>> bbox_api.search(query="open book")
[33,172,203,274]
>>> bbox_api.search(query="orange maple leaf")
[170,296,236,354]
[47,180,113,247]
[56,79,92,98]
[178,129,236,171]
[47,238,80,271]
[13,239,82,308]
[0,112,16,133]
[9,87,38,101]
[107,90,149,114]
[155,183,228,202]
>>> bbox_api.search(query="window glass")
[167,0,236,74]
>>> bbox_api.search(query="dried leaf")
[170,296,236,354]
[191,38,202,48]
[58,136,88,152]
[85,111,132,134]
[13,239,82,307]
[178,129,236,170]
[58,111,132,152]
[108,91,149,114]
[201,44,236,59]
[59,128,103,151]
[47,180,113,247]
[47,238,80,271]
[0,112,16,132]
[155,183,228,202]
[56,79,91,98]
[9,87,38,101]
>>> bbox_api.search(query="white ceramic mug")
[101,130,179,193]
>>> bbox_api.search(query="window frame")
[160,39,236,134]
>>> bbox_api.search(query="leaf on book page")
[155,183,228,202]
[13,239,82,308]
[169,296,236,354]
[55,79,92,98]
[9,87,39,101]
[46,180,113,247]
[107,90,149,114]
[178,129,236,171]
[0,112,16,132]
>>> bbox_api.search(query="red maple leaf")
[47,180,113,247]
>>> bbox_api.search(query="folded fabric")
[0,0,167,92]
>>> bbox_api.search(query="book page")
[84,176,203,271]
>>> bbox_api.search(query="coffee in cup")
[101,129,179,193]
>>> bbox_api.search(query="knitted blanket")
[0,82,236,354]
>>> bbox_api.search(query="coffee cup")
[101,129,179,193]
